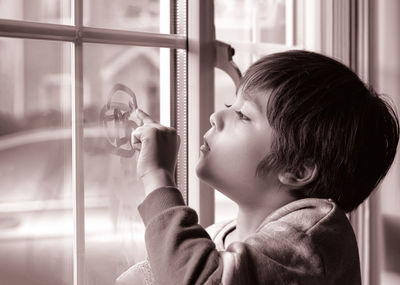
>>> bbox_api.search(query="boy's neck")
[233,190,298,242]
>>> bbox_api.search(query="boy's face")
[196,89,279,205]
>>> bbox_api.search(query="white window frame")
[0,1,186,284]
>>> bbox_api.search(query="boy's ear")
[278,163,318,188]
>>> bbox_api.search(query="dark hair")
[241,50,399,212]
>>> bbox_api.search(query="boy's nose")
[209,113,216,128]
[209,111,224,131]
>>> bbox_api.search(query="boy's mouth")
[200,137,210,152]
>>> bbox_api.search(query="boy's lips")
[200,137,210,153]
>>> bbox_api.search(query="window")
[0,1,186,284]
[1,1,395,285]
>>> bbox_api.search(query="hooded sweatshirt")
[117,187,362,285]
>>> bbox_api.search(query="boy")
[117,50,399,284]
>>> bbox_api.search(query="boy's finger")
[136,108,156,125]
[131,141,142,151]
[131,126,144,146]
[131,126,153,148]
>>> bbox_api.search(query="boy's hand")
[131,109,180,195]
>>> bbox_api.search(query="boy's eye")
[235,111,250,121]
[224,103,249,121]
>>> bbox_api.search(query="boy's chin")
[195,160,207,180]
[196,161,214,185]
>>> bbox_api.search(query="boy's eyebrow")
[242,94,263,114]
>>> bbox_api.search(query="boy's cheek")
[196,151,257,186]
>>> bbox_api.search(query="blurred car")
[0,124,146,285]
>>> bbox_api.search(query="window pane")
[215,0,286,44]
[0,0,72,25]
[83,0,161,33]
[83,43,162,284]
[0,38,73,284]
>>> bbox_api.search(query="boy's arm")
[130,109,227,283]
[138,187,223,284]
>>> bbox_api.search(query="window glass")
[215,0,286,45]
[0,38,73,284]
[83,0,161,33]
[0,0,72,25]
[83,43,162,284]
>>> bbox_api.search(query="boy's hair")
[241,50,399,212]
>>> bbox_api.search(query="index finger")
[135,108,156,125]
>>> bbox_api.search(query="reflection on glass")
[83,0,160,33]
[215,0,286,45]
[0,0,71,25]
[83,43,161,284]
[0,38,72,284]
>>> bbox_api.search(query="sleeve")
[137,187,259,285]
[138,187,325,285]
[115,259,156,285]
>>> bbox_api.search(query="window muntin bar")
[81,27,185,48]
[0,18,75,41]
[0,19,186,49]
[72,41,85,285]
